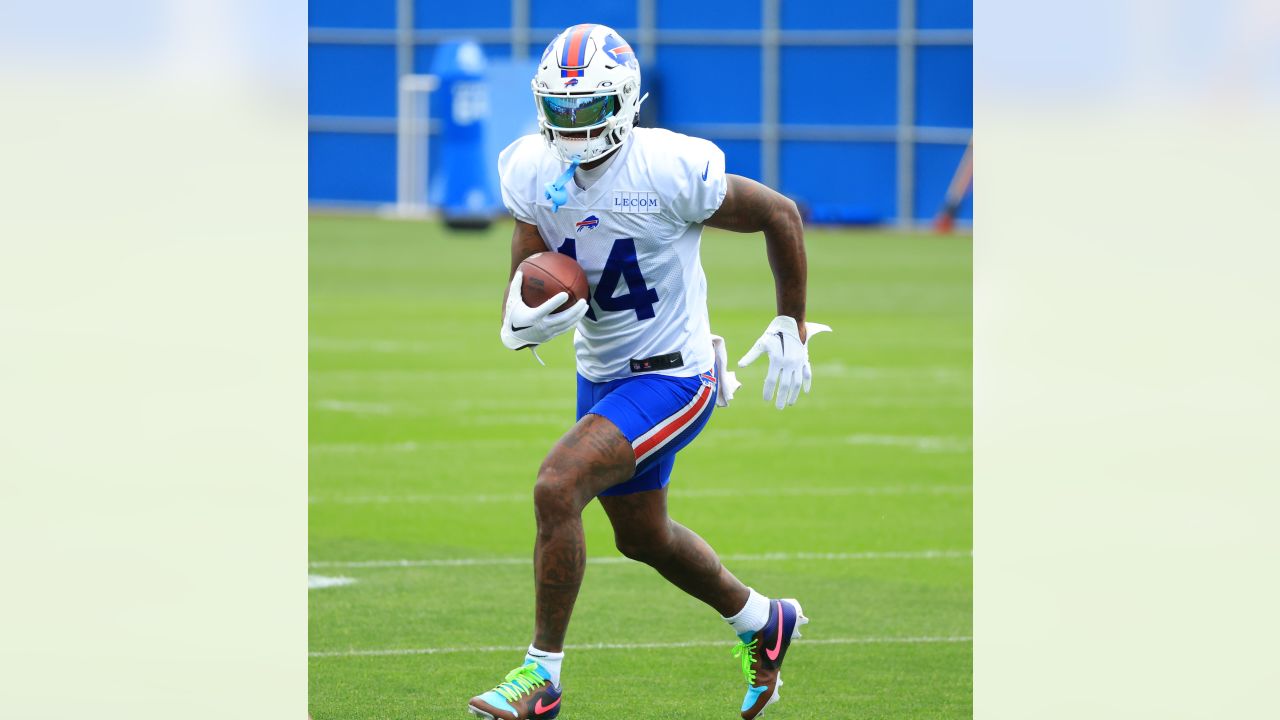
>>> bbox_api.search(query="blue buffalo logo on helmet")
[602,33,637,70]
[563,78,579,87]
[575,215,600,232]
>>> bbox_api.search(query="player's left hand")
[737,316,832,410]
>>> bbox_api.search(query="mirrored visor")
[539,94,618,129]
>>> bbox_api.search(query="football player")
[469,24,828,720]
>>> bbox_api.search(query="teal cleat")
[467,662,563,720]
[731,598,808,719]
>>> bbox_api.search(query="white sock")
[525,645,564,688]
[723,588,770,638]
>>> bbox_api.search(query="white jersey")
[498,127,727,382]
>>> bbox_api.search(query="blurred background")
[308,0,972,228]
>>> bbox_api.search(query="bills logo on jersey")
[575,214,600,232]
[602,33,638,70]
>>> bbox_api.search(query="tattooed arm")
[501,219,551,319]
[705,174,808,341]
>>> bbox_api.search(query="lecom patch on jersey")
[612,191,661,214]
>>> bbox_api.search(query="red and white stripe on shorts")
[631,382,715,466]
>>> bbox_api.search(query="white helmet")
[532,24,646,163]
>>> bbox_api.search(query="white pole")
[897,0,917,228]
[396,75,439,217]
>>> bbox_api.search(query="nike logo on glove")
[702,161,709,181]
[534,696,561,714]
[511,323,533,332]
[774,331,785,352]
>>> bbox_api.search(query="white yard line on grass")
[310,434,970,453]
[308,575,357,589]
[810,362,968,382]
[311,369,553,382]
[841,434,970,452]
[697,433,969,453]
[309,549,972,569]
[310,439,541,454]
[465,414,567,426]
[313,399,395,415]
[680,484,970,499]
[308,484,972,505]
[310,337,438,354]
[309,635,972,658]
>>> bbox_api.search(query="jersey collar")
[563,133,634,211]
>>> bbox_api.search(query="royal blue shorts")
[576,368,718,497]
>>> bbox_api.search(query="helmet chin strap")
[544,154,581,213]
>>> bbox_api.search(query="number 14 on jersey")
[557,237,659,322]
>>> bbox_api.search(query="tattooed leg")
[531,413,636,652]
[600,488,750,617]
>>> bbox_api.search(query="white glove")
[710,334,742,408]
[500,270,589,352]
[737,316,832,410]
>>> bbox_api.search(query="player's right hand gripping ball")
[500,256,590,352]
[517,252,589,312]
[738,316,832,410]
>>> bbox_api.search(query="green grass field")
[309,214,972,719]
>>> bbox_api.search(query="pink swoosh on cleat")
[765,601,785,660]
[534,696,561,715]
